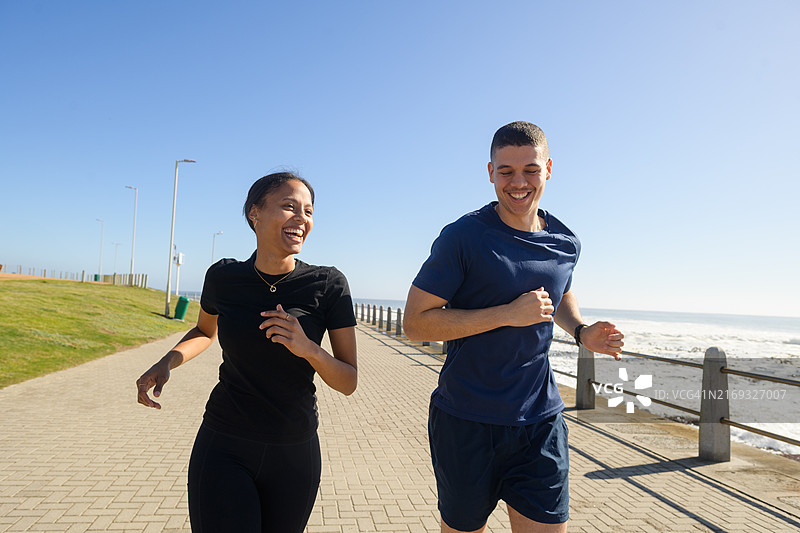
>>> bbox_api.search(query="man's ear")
[488,161,495,183]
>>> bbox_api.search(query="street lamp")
[96,218,104,280]
[165,159,196,317]
[125,185,138,275]
[212,231,223,263]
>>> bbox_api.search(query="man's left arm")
[554,290,624,360]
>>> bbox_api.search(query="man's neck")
[494,204,544,232]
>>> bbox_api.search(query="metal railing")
[356,302,800,462]
[0,264,148,288]
[556,337,800,461]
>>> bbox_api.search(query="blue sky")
[2,1,798,317]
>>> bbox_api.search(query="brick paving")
[1,322,800,532]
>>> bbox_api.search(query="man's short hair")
[490,121,549,160]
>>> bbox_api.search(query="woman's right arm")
[136,309,218,409]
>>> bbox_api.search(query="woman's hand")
[259,304,317,359]
[136,357,172,409]
[134,312,218,410]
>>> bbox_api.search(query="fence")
[0,264,148,288]
[355,302,800,462]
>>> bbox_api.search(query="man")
[404,121,624,533]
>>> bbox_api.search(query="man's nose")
[510,171,527,186]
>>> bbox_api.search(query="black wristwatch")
[574,323,588,346]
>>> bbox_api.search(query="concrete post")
[379,306,384,329]
[386,307,392,333]
[371,305,377,326]
[442,340,448,354]
[576,344,596,409]
[396,308,403,337]
[699,347,730,462]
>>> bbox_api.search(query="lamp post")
[125,185,138,275]
[96,218,104,280]
[212,231,223,263]
[165,159,195,317]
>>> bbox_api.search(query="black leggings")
[187,424,321,533]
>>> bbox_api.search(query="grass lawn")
[0,279,201,389]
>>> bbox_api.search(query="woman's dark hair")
[243,172,315,232]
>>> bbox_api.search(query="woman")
[136,172,357,532]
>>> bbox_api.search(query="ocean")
[353,299,800,456]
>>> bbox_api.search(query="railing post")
[576,344,596,409]
[386,307,392,333]
[354,302,358,320]
[442,340,447,354]
[360,303,364,321]
[699,347,730,462]
[371,305,377,326]
[396,308,403,337]
[379,305,384,329]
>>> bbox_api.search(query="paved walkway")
[1,323,800,532]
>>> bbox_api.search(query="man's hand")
[505,287,554,326]
[580,321,624,360]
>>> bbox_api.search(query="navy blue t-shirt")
[412,203,580,425]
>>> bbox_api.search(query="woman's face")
[249,180,314,257]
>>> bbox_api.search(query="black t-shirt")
[200,252,356,443]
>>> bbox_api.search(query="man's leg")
[429,405,499,533]
[508,505,567,533]
[440,519,486,533]
[500,413,570,530]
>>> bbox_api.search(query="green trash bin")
[174,296,190,321]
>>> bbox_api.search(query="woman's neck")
[254,250,295,275]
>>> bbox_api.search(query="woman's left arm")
[260,304,358,395]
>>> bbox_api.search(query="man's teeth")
[510,192,529,199]
[285,228,304,237]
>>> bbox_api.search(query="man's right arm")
[403,285,554,342]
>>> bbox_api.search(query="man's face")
[488,144,552,230]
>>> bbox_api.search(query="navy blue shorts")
[429,404,569,531]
